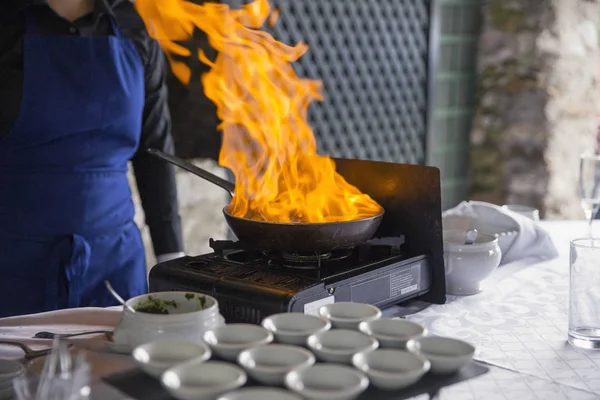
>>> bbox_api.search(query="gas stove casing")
[149,158,446,323]
[150,245,431,323]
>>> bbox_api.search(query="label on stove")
[389,263,421,298]
[303,296,335,316]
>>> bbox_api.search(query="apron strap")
[109,15,124,38]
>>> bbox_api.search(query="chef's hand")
[156,252,186,263]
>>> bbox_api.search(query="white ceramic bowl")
[0,385,15,400]
[111,291,224,352]
[261,313,331,345]
[443,230,502,296]
[0,372,19,399]
[285,364,369,400]
[358,318,426,349]
[203,324,274,362]
[0,379,13,392]
[352,349,430,390]
[0,363,21,400]
[218,387,302,400]
[307,329,378,364]
[442,214,517,262]
[162,360,247,400]
[406,337,476,374]
[318,302,382,330]
[132,340,211,378]
[237,344,316,386]
[0,359,24,382]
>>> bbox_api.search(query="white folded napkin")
[442,201,559,264]
[0,307,123,359]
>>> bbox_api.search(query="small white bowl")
[307,329,378,364]
[318,302,382,330]
[0,385,15,400]
[358,318,426,348]
[443,230,502,296]
[218,387,302,400]
[261,313,331,345]
[132,340,211,378]
[162,360,247,400]
[352,349,430,390]
[0,359,24,381]
[285,364,369,400]
[406,337,476,374]
[203,324,274,361]
[237,344,316,386]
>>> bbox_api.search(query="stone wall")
[470,0,600,218]
[128,161,229,269]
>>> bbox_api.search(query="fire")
[135,0,382,223]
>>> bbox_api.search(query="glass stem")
[588,204,600,238]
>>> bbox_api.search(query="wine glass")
[578,154,600,236]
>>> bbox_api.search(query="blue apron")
[0,13,148,318]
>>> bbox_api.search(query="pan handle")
[146,148,235,197]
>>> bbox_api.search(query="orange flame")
[135,0,382,223]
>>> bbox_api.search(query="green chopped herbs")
[198,295,207,308]
[134,295,178,314]
[134,293,210,314]
[186,292,208,309]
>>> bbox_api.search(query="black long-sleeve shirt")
[0,0,184,256]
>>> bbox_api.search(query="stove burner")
[268,252,332,270]
[212,238,405,273]
[281,252,332,262]
[264,248,354,269]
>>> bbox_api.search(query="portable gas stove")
[149,158,447,323]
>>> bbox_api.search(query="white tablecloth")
[410,221,600,400]
[0,221,598,400]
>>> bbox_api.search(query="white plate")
[27,347,136,378]
[0,378,14,392]
[0,385,14,400]
[0,359,24,381]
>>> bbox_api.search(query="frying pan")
[147,149,384,253]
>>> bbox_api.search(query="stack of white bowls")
[0,359,25,400]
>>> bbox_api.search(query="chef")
[0,0,184,317]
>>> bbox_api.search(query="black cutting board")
[102,361,488,400]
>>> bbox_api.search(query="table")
[408,221,600,400]
[0,221,598,399]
